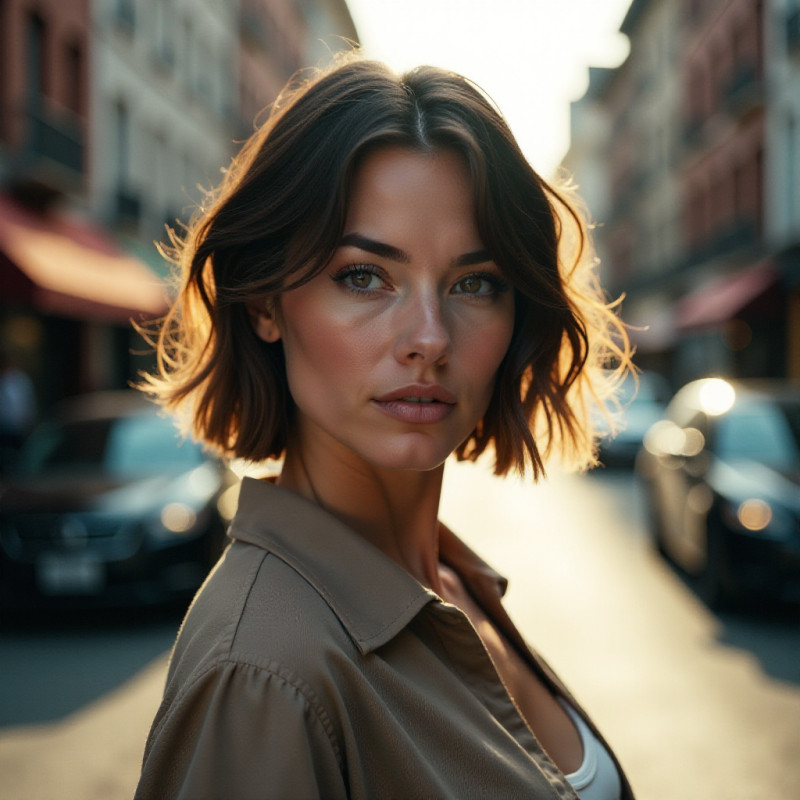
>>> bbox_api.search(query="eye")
[349,268,378,289]
[331,264,387,295]
[455,275,484,294]
[452,272,508,298]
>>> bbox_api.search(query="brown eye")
[351,270,373,289]
[457,276,482,294]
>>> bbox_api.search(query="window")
[713,403,800,471]
[733,160,746,221]
[115,0,135,32]
[18,413,205,477]
[115,100,129,183]
[26,12,47,99]
[65,43,83,115]
[787,116,798,224]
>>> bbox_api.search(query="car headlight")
[722,498,793,538]
[736,499,772,531]
[146,502,203,540]
[160,502,198,533]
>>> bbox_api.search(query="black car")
[636,378,800,608]
[595,370,670,467]
[0,391,238,609]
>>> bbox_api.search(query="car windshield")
[712,400,800,472]
[621,373,666,405]
[17,412,206,478]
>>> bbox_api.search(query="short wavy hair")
[139,54,630,478]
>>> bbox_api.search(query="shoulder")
[138,631,346,798]
[162,537,358,709]
[138,539,353,797]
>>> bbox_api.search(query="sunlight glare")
[698,379,736,416]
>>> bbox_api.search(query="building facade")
[238,0,308,140]
[565,0,800,386]
[1,0,358,419]
[565,0,799,384]
[765,0,800,377]
[0,0,163,408]
[90,0,240,250]
[0,0,89,195]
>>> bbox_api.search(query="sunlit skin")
[251,146,514,585]
[250,146,583,773]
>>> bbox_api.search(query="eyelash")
[330,265,510,299]
[454,272,510,299]
[331,264,387,295]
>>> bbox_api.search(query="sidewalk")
[0,653,168,800]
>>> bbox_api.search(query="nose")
[394,293,452,366]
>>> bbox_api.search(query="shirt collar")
[229,476,508,655]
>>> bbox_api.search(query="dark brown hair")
[139,54,630,478]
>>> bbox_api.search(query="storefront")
[0,194,168,417]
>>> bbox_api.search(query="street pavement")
[441,460,800,800]
[1,459,798,799]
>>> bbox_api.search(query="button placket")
[426,601,579,800]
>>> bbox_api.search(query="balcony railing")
[27,103,84,175]
[723,66,763,116]
[682,116,705,149]
[681,219,760,270]
[115,187,141,228]
[788,10,800,54]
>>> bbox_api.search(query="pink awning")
[0,195,168,324]
[675,261,779,330]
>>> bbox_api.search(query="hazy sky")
[343,0,633,177]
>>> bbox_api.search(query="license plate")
[37,553,105,595]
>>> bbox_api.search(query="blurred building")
[301,0,359,64]
[237,0,358,139]
[0,0,165,407]
[0,0,89,194]
[765,0,800,381]
[89,0,239,250]
[562,67,615,257]
[239,0,307,139]
[565,0,800,385]
[0,0,357,417]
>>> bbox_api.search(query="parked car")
[0,391,239,609]
[636,378,800,608]
[595,370,670,467]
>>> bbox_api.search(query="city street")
[1,461,799,800]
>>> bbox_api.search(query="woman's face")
[260,146,515,472]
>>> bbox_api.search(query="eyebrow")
[454,249,493,267]
[339,234,410,263]
[339,233,492,268]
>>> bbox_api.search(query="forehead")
[344,146,477,237]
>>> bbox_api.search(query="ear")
[246,299,282,343]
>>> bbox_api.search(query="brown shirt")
[136,477,635,800]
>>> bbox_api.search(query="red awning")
[675,261,779,331]
[0,195,168,324]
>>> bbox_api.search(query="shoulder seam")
[225,546,270,656]
[173,654,345,774]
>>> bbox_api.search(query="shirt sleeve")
[135,659,347,800]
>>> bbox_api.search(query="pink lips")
[372,384,456,424]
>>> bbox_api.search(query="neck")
[278,433,446,592]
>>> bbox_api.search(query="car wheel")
[694,515,734,611]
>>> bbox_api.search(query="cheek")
[462,311,515,389]
[280,306,381,398]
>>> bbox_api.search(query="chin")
[362,436,454,473]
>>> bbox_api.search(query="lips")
[373,384,456,424]
[374,384,457,404]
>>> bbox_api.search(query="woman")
[136,55,633,800]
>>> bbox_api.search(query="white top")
[560,698,623,800]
